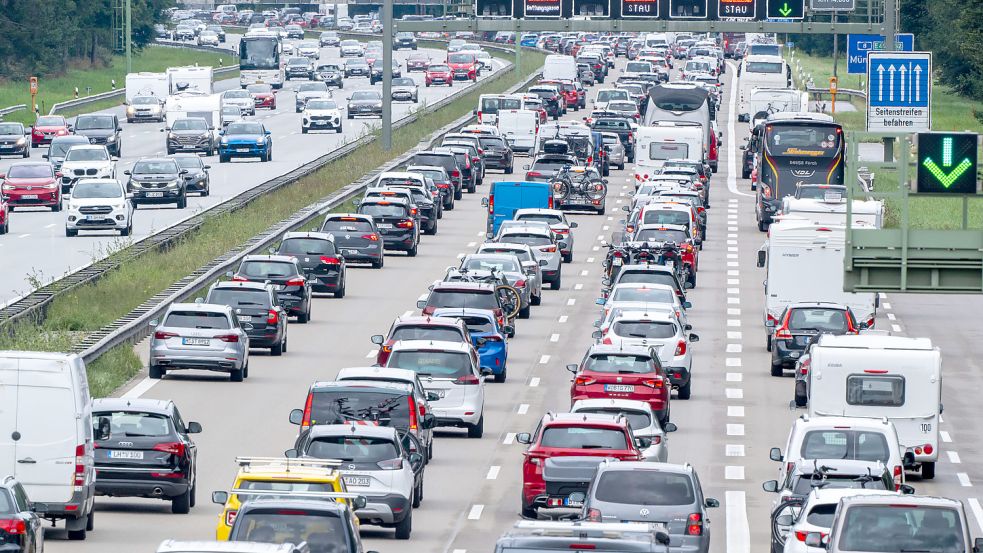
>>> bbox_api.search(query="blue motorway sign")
[866,51,932,132]
[847,33,914,74]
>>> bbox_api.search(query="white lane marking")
[948,451,961,464]
[969,499,983,534]
[592,246,599,251]
[574,283,583,290]
[727,344,743,353]
[517,404,529,415]
[726,372,743,382]
[728,279,740,285]
[727,253,739,260]
[726,388,744,399]
[366,350,376,358]
[729,198,739,203]
[727,240,738,245]
[726,490,752,553]
[725,466,745,480]
[467,241,476,247]
[529,377,541,387]
[121,377,158,399]
[887,313,896,321]
[580,270,589,276]
[728,233,738,238]
[467,505,484,520]
[941,414,945,423]
[44,223,55,229]
[550,333,560,342]
[596,234,605,241]
[402,310,413,318]
[728,226,738,232]
[726,444,746,456]
[880,292,888,299]
[941,430,952,443]
[453,549,467,553]
[606,216,613,221]
[539,355,550,364]
[727,319,741,327]
[566,298,576,306]
[477,231,485,237]
[728,308,742,315]
[503,433,516,445]
[727,261,739,267]
[883,302,892,309]
[728,297,740,304]
[728,405,745,417]
[727,269,739,276]
[602,225,610,231]
[17,234,29,238]
[486,466,500,480]
[726,62,753,197]
[727,288,740,294]
[892,324,902,332]
[586,257,595,263]
[728,331,743,339]
[727,424,745,436]
[558,315,568,323]
[726,358,742,367]
[957,472,972,487]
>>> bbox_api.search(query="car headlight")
[15,137,25,145]
[221,137,229,144]
[373,103,383,108]
[126,106,135,114]
[111,202,125,210]
[168,132,177,139]
[106,135,117,142]
[166,179,179,188]
[256,138,265,145]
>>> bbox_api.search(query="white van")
[738,55,790,121]
[497,109,539,154]
[0,351,95,538]
[747,87,808,126]
[757,220,877,330]
[477,94,521,126]
[644,33,668,49]
[781,197,884,228]
[806,334,942,479]
[542,54,577,82]
[125,72,169,104]
[633,122,704,187]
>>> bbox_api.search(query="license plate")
[147,191,164,198]
[22,194,38,200]
[237,315,253,322]
[108,450,144,460]
[85,215,98,220]
[612,257,623,266]
[343,249,359,255]
[605,384,635,392]
[182,337,210,346]
[377,223,393,229]
[429,389,447,398]
[236,148,249,153]
[344,476,371,487]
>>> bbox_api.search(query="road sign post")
[866,51,931,133]
[766,0,804,19]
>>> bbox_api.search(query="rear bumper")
[94,473,190,498]
[380,231,416,250]
[665,366,691,388]
[773,340,805,367]
[355,493,411,525]
[433,405,482,426]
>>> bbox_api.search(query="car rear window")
[610,287,673,304]
[238,261,299,279]
[387,350,472,378]
[516,213,563,225]
[359,204,408,218]
[616,271,677,290]
[584,354,654,374]
[594,470,695,505]
[235,480,335,504]
[612,321,676,339]
[800,430,891,463]
[479,137,508,149]
[787,308,850,333]
[541,426,628,450]
[207,288,272,309]
[633,229,690,244]
[427,290,497,310]
[500,233,551,247]
[576,408,651,432]
[0,491,12,514]
[642,210,690,227]
[92,411,172,438]
[791,474,890,496]
[805,503,837,528]
[309,390,410,428]
[163,311,231,329]
[390,325,464,343]
[233,510,350,552]
[322,219,374,233]
[837,506,964,553]
[278,238,336,256]
[531,160,569,173]
[456,316,495,333]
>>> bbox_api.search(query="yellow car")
[211,457,357,540]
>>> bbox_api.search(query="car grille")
[310,115,336,121]
[73,168,99,176]
[79,205,113,214]
[174,135,205,145]
[89,136,107,144]
[134,180,171,189]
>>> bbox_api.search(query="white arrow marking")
[913,64,923,102]
[899,65,907,102]
[877,65,885,102]
[888,64,896,101]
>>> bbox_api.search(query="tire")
[336,126,343,134]
[562,252,573,263]
[468,415,484,438]
[412,480,423,507]
[407,243,418,257]
[468,181,476,193]
[66,526,86,541]
[771,359,784,377]
[766,335,773,352]
[550,274,561,291]
[394,508,412,540]
[334,279,346,298]
[65,228,77,237]
[618,161,625,170]
[454,187,462,200]
[531,293,541,306]
[518,304,530,319]
[219,155,229,163]
[120,224,130,237]
[52,201,61,212]
[189,482,197,507]
[521,502,538,519]
[297,305,310,324]
[149,364,164,379]
[171,488,191,514]
[505,164,513,175]
[742,167,751,179]
[794,381,808,407]
[177,193,187,209]
[758,219,769,232]
[271,338,284,356]
[677,378,692,399]
[921,461,936,480]
[201,182,209,197]
[85,510,94,531]
[230,367,244,382]
[302,127,308,134]
[494,366,507,383]
[373,256,384,269]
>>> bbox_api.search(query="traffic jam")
[0,15,975,553]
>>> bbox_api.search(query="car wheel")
[177,193,187,209]
[52,200,62,212]
[562,252,573,263]
[297,305,310,324]
[23,148,29,158]
[758,219,768,232]
[454,187,462,200]
[230,367,244,382]
[302,127,308,134]
[271,338,284,356]
[219,155,228,163]
[771,359,784,377]
[766,335,773,352]
[412,481,423,508]
[336,125,343,134]
[550,274,562,290]
[65,228,77,237]
[334,279,345,298]
[505,164,513,175]
[618,161,625,170]
[677,378,692,399]
[794,381,808,407]
[201,182,209,197]
[394,508,412,540]
[189,481,197,507]
[424,222,437,236]
[531,293,541,306]
[518,304,530,319]
[373,256,384,269]
[521,502,538,519]
[494,365,507,383]
[407,243,418,257]
[120,224,130,237]
[467,415,484,438]
[171,488,191,514]
[148,363,164,379]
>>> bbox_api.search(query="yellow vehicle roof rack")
[234,457,343,473]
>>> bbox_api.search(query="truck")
[125,72,169,103]
[166,66,214,95]
[806,334,942,479]
[164,91,222,128]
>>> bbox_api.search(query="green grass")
[870,169,983,230]
[0,46,236,125]
[0,49,545,397]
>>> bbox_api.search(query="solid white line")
[725,61,753,198]
[467,504,484,520]
[503,433,516,445]
[566,298,576,306]
[892,324,902,332]
[728,405,745,417]
[941,430,952,443]
[726,388,744,399]
[366,350,376,358]
[518,404,529,415]
[947,451,961,464]
[726,444,746,457]
[486,466,500,480]
[727,424,745,436]
[550,333,560,342]
[529,377,541,387]
[725,466,745,480]
[969,498,983,534]
[558,315,568,323]
[121,377,158,399]
[727,344,743,353]
[726,491,751,553]
[726,372,743,382]
[539,355,550,364]
[957,472,972,487]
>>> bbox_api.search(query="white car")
[59,145,116,194]
[495,224,563,290]
[196,31,219,46]
[782,489,902,553]
[385,339,486,438]
[570,398,676,462]
[65,178,134,237]
[297,41,320,59]
[339,39,364,57]
[221,89,256,116]
[601,282,690,328]
[391,77,419,103]
[301,98,343,134]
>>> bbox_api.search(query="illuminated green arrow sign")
[779,2,792,15]
[917,133,979,194]
[767,0,803,19]
[921,157,973,188]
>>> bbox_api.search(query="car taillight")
[627,132,634,143]
[231,275,249,282]
[514,279,526,288]
[216,334,240,343]
[894,465,903,489]
[154,331,178,340]
[687,512,704,536]
[396,220,414,229]
[74,444,86,486]
[526,171,542,177]
[574,375,595,386]
[795,531,825,542]
[410,208,418,216]
[601,337,613,345]
[451,169,460,177]
[0,519,26,535]
[153,442,186,457]
[548,195,554,209]
[674,340,687,356]
[320,256,341,264]
[642,378,664,388]
[362,233,380,241]
[543,245,557,253]
[477,110,482,120]
[484,334,503,342]
[454,374,481,385]
[924,444,934,455]
[301,393,313,427]
[267,309,279,325]
[408,396,419,430]
[377,457,404,470]
[586,508,602,522]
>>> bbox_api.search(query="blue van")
[483,180,553,236]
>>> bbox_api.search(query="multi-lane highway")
[28,46,983,553]
[0,37,507,306]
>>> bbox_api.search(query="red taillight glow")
[526,171,543,177]
[285,277,306,287]
[408,396,419,430]
[575,375,596,386]
[301,393,314,427]
[154,331,178,340]
[515,279,526,288]
[0,519,26,534]
[687,512,703,536]
[74,444,86,486]
[225,510,238,526]
[231,275,249,282]
[320,256,342,264]
[396,220,414,229]
[674,340,687,356]
[216,334,240,343]
[153,442,186,457]
[266,309,279,325]
[454,374,481,385]
[894,465,903,489]
[362,234,380,241]
[642,378,664,388]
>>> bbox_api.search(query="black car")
[319,31,341,47]
[316,63,344,88]
[0,122,30,158]
[168,154,210,196]
[441,139,484,185]
[589,117,635,162]
[73,113,121,156]
[233,255,313,323]
[769,302,861,376]
[344,59,370,78]
[320,213,385,268]
[91,398,201,514]
[377,185,438,235]
[369,59,402,85]
[524,154,578,182]
[357,198,419,256]
[527,87,563,119]
[476,135,513,174]
[163,117,217,156]
[394,32,418,50]
[124,157,189,208]
[407,151,463,200]
[205,280,288,354]
[346,90,383,119]
[433,146,476,193]
[285,57,315,80]
[276,231,347,296]
[227,499,364,552]
[0,477,44,553]
[285,25,305,39]
[406,165,455,209]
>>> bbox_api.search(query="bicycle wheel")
[495,284,522,320]
[551,179,570,201]
[586,181,607,201]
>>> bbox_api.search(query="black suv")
[320,213,385,269]
[233,255,313,323]
[276,231,347,297]
[204,281,288,355]
[407,151,463,200]
[164,117,217,156]
[433,146,476,193]
[124,157,189,208]
[0,477,44,553]
[285,56,315,80]
[73,113,121,156]
[394,32,418,50]
[477,135,514,174]
[91,398,202,514]
[357,198,419,256]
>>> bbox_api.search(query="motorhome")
[738,55,790,121]
[166,66,214,94]
[164,91,222,128]
[633,122,704,187]
[125,72,169,103]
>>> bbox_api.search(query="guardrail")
[0,104,27,118]
[806,86,867,102]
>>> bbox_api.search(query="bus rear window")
[846,375,905,407]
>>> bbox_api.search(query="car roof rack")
[234,457,342,473]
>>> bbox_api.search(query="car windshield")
[93,411,171,438]
[500,233,551,247]
[305,435,399,466]
[278,238,336,256]
[207,288,271,308]
[610,287,673,304]
[131,96,160,105]
[318,65,341,72]
[577,408,651,431]
[594,470,695,505]
[612,320,676,339]
[348,60,368,67]
[0,123,22,134]
[351,91,379,101]
[36,116,65,126]
[73,181,122,199]
[233,510,351,553]
[447,53,474,63]
[7,164,53,178]
[429,65,450,72]
[388,350,472,378]
[463,257,520,273]
[163,311,231,329]
[307,100,338,110]
[65,148,109,161]
[359,204,406,218]
[246,84,272,94]
[298,83,327,92]
[478,137,507,149]
[238,261,298,279]
[427,290,497,310]
[321,218,373,233]
[75,115,115,130]
[584,354,653,374]
[226,123,264,135]
[171,156,203,169]
[540,426,628,449]
[787,308,850,332]
[838,505,964,553]
[132,160,178,174]
[633,228,689,243]
[597,90,629,102]
[50,140,87,157]
[171,119,208,131]
[800,430,891,462]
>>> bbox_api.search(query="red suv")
[31,115,72,147]
[446,53,479,81]
[541,80,583,111]
[1,162,62,211]
[567,344,670,425]
[426,64,453,87]
[371,315,471,365]
[516,412,642,517]
[0,195,8,234]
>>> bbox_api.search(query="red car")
[567,345,670,425]
[246,84,277,110]
[541,80,582,111]
[425,64,453,87]
[446,53,479,81]
[1,162,62,211]
[516,412,642,517]
[0,195,8,234]
[31,115,71,147]
[371,315,471,365]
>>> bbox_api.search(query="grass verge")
[0,46,236,126]
[871,169,983,230]
[1,49,545,398]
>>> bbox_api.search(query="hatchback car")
[1,162,62,211]
[513,208,578,263]
[567,344,670,425]
[125,157,188,208]
[0,476,44,553]
[276,232,347,297]
[571,399,676,463]
[418,281,509,333]
[405,165,455,210]
[204,281,288,355]
[425,64,453,87]
[149,302,250,381]
[246,84,277,110]
[91,398,202,513]
[459,253,534,318]
[295,81,332,113]
[371,315,471,365]
[0,122,31,158]
[768,302,861,376]
[496,226,563,290]
[232,255,313,323]
[320,213,385,268]
[406,52,430,72]
[169,154,211,196]
[219,122,273,163]
[344,58,370,77]
[356,198,419,256]
[30,115,72,147]
[302,98,343,134]
[477,135,514,174]
[431,308,510,383]
[65,178,133,237]
[319,31,341,47]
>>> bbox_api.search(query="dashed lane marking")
[550,334,560,342]
[728,406,745,417]
[517,404,529,415]
[580,270,589,276]
[726,372,743,382]
[726,444,746,456]
[558,315,568,323]
[725,466,745,480]
[958,472,972,487]
[727,424,745,436]
[948,451,962,464]
[529,377,541,387]
[566,298,576,306]
[892,324,902,332]
[727,319,741,327]
[539,355,550,364]
[467,505,484,520]
[941,431,952,443]
[503,433,516,445]
[728,331,743,340]
[726,358,742,367]
[727,344,743,353]
[726,388,744,399]
[727,308,742,316]
[486,466,500,480]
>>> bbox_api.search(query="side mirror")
[557,241,568,249]
[566,363,578,373]
[569,222,579,228]
[160,128,167,132]
[769,447,783,462]
[635,437,652,449]
[689,333,699,343]
[765,319,776,329]
[288,408,304,425]
[408,452,424,465]
[422,413,437,429]
[591,330,603,340]
[502,325,514,335]
[480,367,494,376]
[515,432,532,444]
[218,130,225,136]
[123,170,131,176]
[352,496,368,510]
[683,301,692,309]
[426,391,441,402]
[705,498,720,508]
[858,321,869,330]
[762,480,779,493]
[212,491,229,504]
[756,249,766,268]
[775,514,794,526]
[899,484,916,495]
[284,448,299,458]
[973,538,983,553]
[664,422,678,432]
[621,205,630,212]
[370,334,384,345]
[265,130,271,135]
[186,421,203,434]
[416,299,427,309]
[179,169,189,175]
[684,324,693,331]
[480,197,489,207]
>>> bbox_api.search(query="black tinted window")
[309,391,410,428]
[594,470,695,505]
[390,326,464,342]
[278,238,336,256]
[163,311,231,329]
[541,426,627,449]
[207,289,272,308]
[427,290,497,310]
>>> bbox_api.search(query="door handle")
[17,458,36,464]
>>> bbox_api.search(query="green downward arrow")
[922,157,973,188]
[779,2,793,16]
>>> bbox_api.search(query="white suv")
[386,339,487,438]
[59,144,116,194]
[65,178,133,237]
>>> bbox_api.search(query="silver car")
[294,81,332,113]
[571,399,676,462]
[149,303,250,381]
[391,77,419,103]
[512,208,579,263]
[496,225,563,290]
[476,242,545,305]
[458,253,535,318]
[221,89,256,116]
[339,39,364,57]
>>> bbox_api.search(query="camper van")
[633,122,704,188]
[166,66,215,95]
[781,196,884,228]
[164,91,222,128]
[738,55,790,121]
[125,72,169,103]
[806,334,942,479]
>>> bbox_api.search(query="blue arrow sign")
[847,33,914,74]
[867,52,932,132]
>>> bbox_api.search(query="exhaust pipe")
[152,487,164,496]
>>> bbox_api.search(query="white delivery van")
[0,351,95,538]
[644,33,668,49]
[125,72,169,103]
[633,121,704,187]
[477,94,520,126]
[166,66,215,94]
[738,55,790,121]
[781,197,884,228]
[757,220,877,330]
[542,54,578,82]
[165,91,222,128]
[807,334,942,479]
[498,109,539,154]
